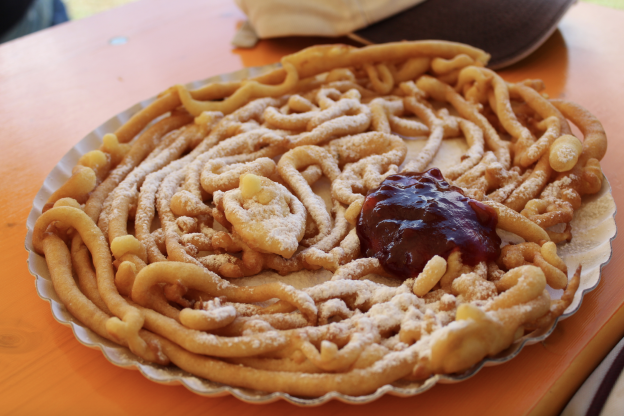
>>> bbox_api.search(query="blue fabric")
[52,0,68,26]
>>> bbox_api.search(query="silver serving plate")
[25,64,618,406]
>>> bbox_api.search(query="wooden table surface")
[1,0,623,414]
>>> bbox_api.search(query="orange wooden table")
[1,1,623,414]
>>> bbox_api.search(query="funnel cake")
[31,40,610,399]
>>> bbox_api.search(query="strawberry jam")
[356,168,501,280]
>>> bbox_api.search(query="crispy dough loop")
[33,206,161,363]
[303,227,360,272]
[541,100,607,205]
[428,291,550,374]
[489,265,547,310]
[413,256,447,297]
[417,75,511,169]
[73,114,193,298]
[177,62,300,116]
[442,119,485,180]
[151,107,288,265]
[331,258,384,281]
[329,132,407,224]
[112,123,206,255]
[456,65,491,104]
[500,242,568,290]
[503,152,553,212]
[369,97,404,134]
[179,298,238,331]
[264,104,318,131]
[363,63,395,94]
[521,116,562,168]
[431,54,475,75]
[222,175,307,258]
[480,69,535,166]
[507,84,569,167]
[521,197,574,229]
[181,106,289,203]
[93,117,187,223]
[43,165,96,212]
[286,90,372,148]
[525,265,581,331]
[439,251,464,292]
[277,146,341,246]
[201,157,276,194]
[401,97,445,173]
[550,100,607,164]
[550,134,583,173]
[482,200,550,242]
[42,233,169,364]
[132,262,318,324]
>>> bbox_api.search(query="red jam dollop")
[356,168,501,280]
